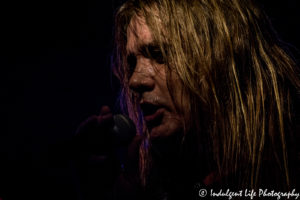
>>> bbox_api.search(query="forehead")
[126,16,153,54]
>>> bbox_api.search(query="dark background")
[1,0,299,200]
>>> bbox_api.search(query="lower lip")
[144,108,164,123]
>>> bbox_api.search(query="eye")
[127,53,137,76]
[148,45,165,64]
[141,45,165,64]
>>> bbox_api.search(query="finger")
[97,115,114,131]
[101,113,113,121]
[76,115,98,134]
[98,106,113,126]
[100,106,111,115]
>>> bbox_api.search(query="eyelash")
[126,46,166,77]
[141,46,165,64]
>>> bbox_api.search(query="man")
[78,0,300,199]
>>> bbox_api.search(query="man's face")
[126,16,183,139]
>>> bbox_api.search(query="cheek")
[153,64,168,82]
[167,72,190,129]
[167,71,185,110]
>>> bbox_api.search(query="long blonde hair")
[113,0,300,189]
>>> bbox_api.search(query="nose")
[128,59,155,94]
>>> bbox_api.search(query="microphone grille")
[113,114,136,145]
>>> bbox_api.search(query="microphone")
[73,113,137,157]
[112,114,136,146]
[112,114,137,168]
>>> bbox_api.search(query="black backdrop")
[1,0,300,200]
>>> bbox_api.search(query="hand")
[74,106,115,161]
[73,106,119,200]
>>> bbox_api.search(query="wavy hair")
[113,0,300,189]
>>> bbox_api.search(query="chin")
[149,117,183,139]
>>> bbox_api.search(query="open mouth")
[141,103,159,116]
[140,103,163,127]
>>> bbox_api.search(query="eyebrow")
[127,42,161,56]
